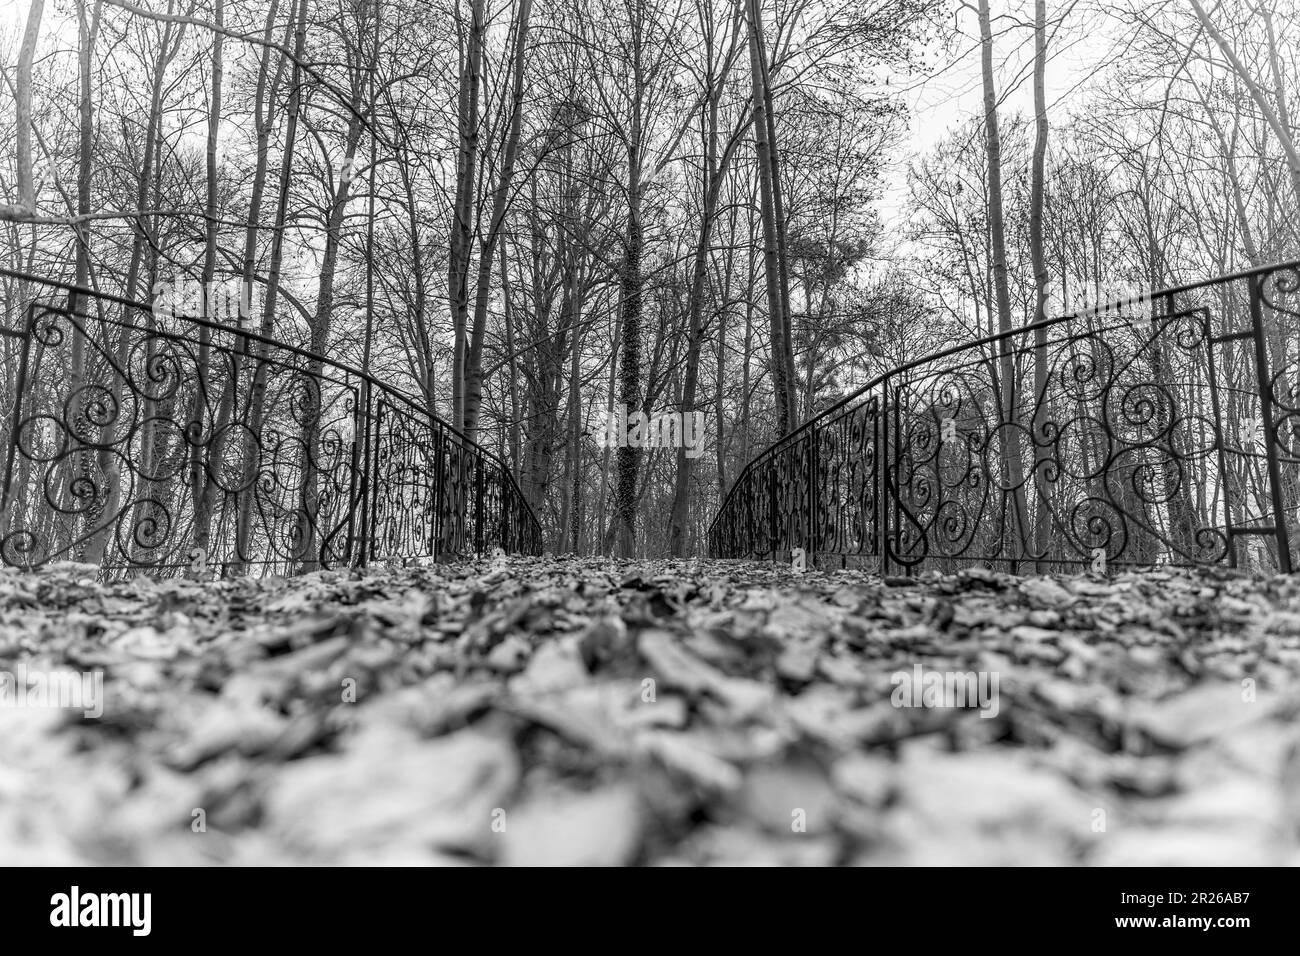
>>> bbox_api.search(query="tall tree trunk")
[561,272,583,553]
[752,0,796,422]
[70,0,100,560]
[239,0,287,318]
[715,210,734,497]
[746,0,791,436]
[977,0,1029,565]
[12,0,43,214]
[1029,0,1050,568]
[463,0,533,442]
[190,0,225,568]
[362,0,380,374]
[596,313,620,555]
[1258,1,1300,560]
[449,0,484,431]
[134,20,182,558]
[194,0,284,573]
[669,58,736,556]
[520,195,554,511]
[740,198,758,467]
[104,2,184,567]
[501,238,521,470]
[234,0,307,573]
[393,114,435,412]
[613,144,643,557]
[298,100,365,571]
[611,4,647,559]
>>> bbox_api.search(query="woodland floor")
[2,557,1299,866]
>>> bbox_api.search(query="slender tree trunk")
[752,0,796,422]
[463,0,533,442]
[449,0,484,431]
[1029,0,1050,568]
[190,0,225,568]
[298,101,365,571]
[393,116,434,412]
[977,0,1029,565]
[747,0,791,436]
[362,0,380,375]
[715,303,727,497]
[70,0,100,559]
[13,0,43,213]
[134,27,181,553]
[561,274,583,553]
[715,205,737,496]
[193,0,285,573]
[234,0,307,573]
[612,157,643,557]
[106,3,183,567]
[740,201,758,467]
[612,6,647,559]
[501,238,521,470]
[669,74,732,555]
[73,0,98,314]
[596,312,620,554]
[520,196,551,510]
[556,255,576,549]
[240,0,287,316]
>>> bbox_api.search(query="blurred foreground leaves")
[2,557,1299,865]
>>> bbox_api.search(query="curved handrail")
[0,266,517,476]
[714,265,1281,513]
[0,266,544,570]
[708,256,1300,570]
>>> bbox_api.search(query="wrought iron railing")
[709,260,1300,575]
[0,273,542,576]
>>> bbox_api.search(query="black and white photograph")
[0,0,1292,912]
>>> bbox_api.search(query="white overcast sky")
[876,2,1134,235]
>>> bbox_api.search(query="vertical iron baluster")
[807,421,818,568]
[474,453,484,556]
[501,465,510,553]
[356,377,372,567]
[1249,277,1293,573]
[0,319,32,556]
[0,307,33,547]
[878,377,889,576]
[767,458,774,561]
[432,421,444,559]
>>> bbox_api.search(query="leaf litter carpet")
[2,558,1299,866]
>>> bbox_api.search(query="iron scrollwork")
[711,261,1300,574]
[0,293,542,577]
